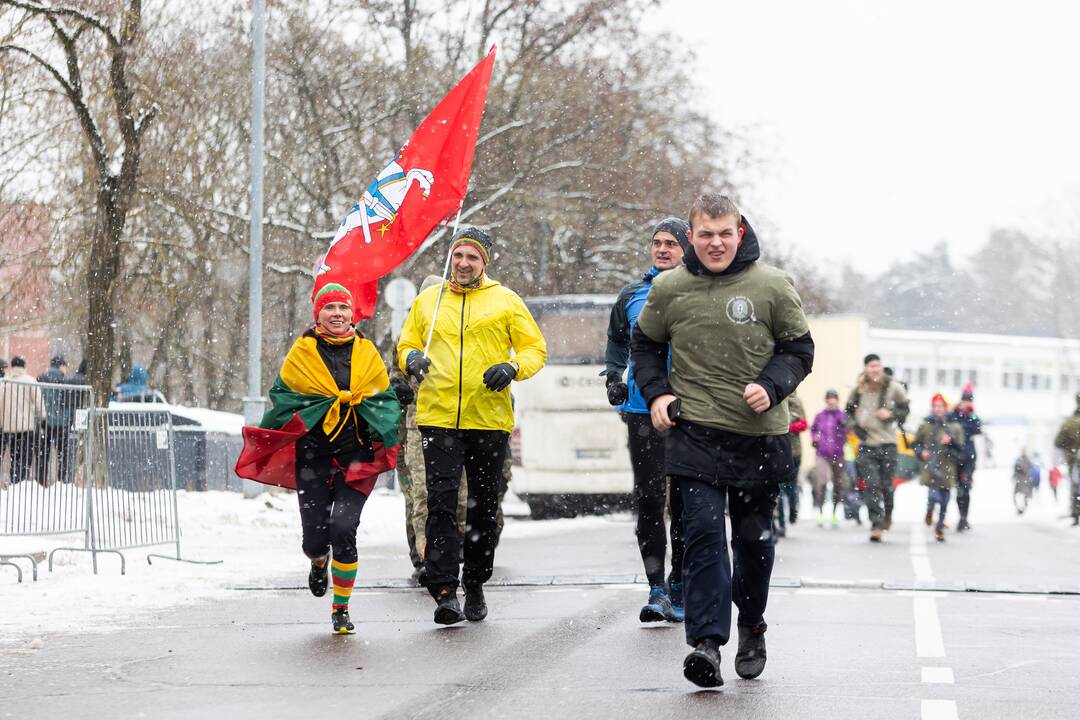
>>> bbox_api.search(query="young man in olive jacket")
[630,194,814,688]
[846,354,910,541]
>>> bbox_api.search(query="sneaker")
[884,511,893,530]
[683,639,723,688]
[934,528,945,543]
[924,509,934,526]
[463,584,488,622]
[308,555,329,598]
[775,523,787,538]
[640,585,675,623]
[433,587,466,626]
[869,528,883,543]
[735,621,768,679]
[816,510,825,528]
[331,607,355,635]
[1071,516,1079,526]
[957,518,971,532]
[668,582,685,623]
[789,508,798,524]
[830,512,839,529]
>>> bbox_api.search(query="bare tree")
[0,0,157,398]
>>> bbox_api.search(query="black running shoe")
[735,622,767,679]
[331,607,355,635]
[683,639,723,688]
[463,584,488,622]
[308,556,329,598]
[433,587,466,625]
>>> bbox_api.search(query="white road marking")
[912,556,935,582]
[921,666,956,684]
[921,699,959,720]
[914,595,947,657]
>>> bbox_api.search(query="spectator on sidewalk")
[0,356,47,485]
[36,355,75,485]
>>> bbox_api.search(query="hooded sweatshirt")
[631,216,814,436]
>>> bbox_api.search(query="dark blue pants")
[680,476,777,647]
[928,487,951,530]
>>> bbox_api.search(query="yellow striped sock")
[331,559,358,608]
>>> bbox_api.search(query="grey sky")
[649,0,1080,273]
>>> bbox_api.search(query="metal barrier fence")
[0,378,93,581]
[0,379,219,580]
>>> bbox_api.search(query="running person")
[397,227,547,625]
[604,217,689,623]
[631,194,814,688]
[235,283,402,634]
[947,384,981,531]
[846,354,909,542]
[913,394,965,543]
[810,389,849,528]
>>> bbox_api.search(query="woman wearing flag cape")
[235,284,401,634]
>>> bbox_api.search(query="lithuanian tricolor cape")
[234,334,400,495]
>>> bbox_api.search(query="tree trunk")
[84,183,124,402]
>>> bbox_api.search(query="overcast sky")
[648,0,1080,273]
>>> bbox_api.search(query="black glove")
[406,351,431,383]
[483,363,517,391]
[602,371,629,406]
[390,377,414,406]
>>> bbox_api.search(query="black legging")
[956,465,973,519]
[625,412,684,587]
[295,437,370,565]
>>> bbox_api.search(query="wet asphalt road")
[4,479,1080,720]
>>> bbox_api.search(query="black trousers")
[625,412,684,586]
[3,431,37,485]
[36,425,73,485]
[680,476,777,647]
[420,426,508,596]
[295,439,369,565]
[956,464,973,519]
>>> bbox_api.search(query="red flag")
[313,46,497,320]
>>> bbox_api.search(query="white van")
[511,295,633,518]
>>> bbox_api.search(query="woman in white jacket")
[0,356,46,484]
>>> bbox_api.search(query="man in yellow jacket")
[398,226,547,625]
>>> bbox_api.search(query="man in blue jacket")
[603,217,689,623]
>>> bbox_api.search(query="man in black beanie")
[603,217,689,624]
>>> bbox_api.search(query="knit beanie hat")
[450,226,493,265]
[960,383,974,402]
[931,393,948,407]
[313,283,353,321]
[653,217,690,250]
[11,355,26,368]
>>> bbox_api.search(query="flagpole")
[423,203,465,356]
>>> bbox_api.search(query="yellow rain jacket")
[397,276,546,432]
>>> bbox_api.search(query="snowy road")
[3,470,1080,719]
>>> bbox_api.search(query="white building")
[805,316,1080,469]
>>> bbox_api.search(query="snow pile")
[0,486,580,643]
[0,488,407,643]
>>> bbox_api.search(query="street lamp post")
[244,0,266,429]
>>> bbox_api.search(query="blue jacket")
[947,407,982,471]
[605,268,663,414]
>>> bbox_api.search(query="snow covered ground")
[0,466,1073,645]
[0,486,608,644]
